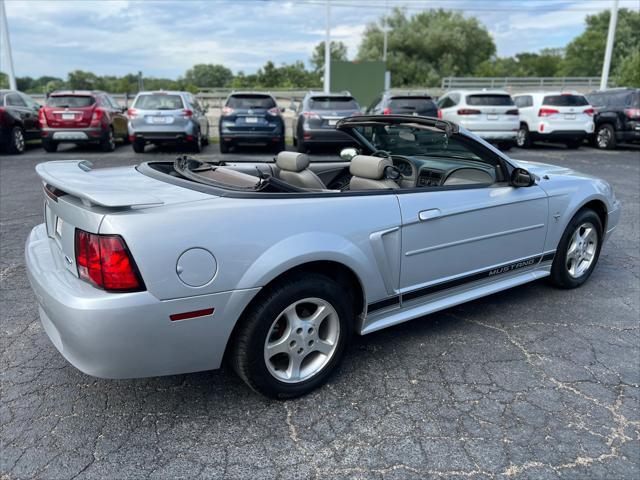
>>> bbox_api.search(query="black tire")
[296,139,307,153]
[565,139,582,149]
[202,127,210,146]
[273,138,286,154]
[132,139,145,153]
[191,131,202,153]
[516,124,531,148]
[219,141,230,153]
[42,139,58,153]
[7,126,26,154]
[497,141,513,152]
[595,124,616,150]
[100,127,116,152]
[231,273,353,399]
[548,209,603,289]
[292,136,297,147]
[122,132,131,145]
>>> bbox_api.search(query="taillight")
[437,109,442,119]
[267,107,280,116]
[505,109,519,115]
[90,108,104,127]
[0,108,5,128]
[624,108,640,119]
[583,108,595,116]
[382,107,392,115]
[127,108,138,118]
[182,109,193,118]
[302,111,319,120]
[538,108,559,117]
[457,109,481,115]
[221,106,234,115]
[75,229,144,292]
[38,108,48,128]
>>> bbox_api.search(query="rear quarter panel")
[99,194,402,304]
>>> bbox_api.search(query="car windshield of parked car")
[466,94,514,106]
[46,95,95,108]
[134,94,184,110]
[543,95,588,107]
[227,95,276,109]
[309,96,359,110]
[355,123,482,161]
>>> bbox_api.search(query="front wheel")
[100,127,116,152]
[231,273,352,398]
[7,126,26,154]
[549,209,603,289]
[595,124,616,150]
[516,125,531,148]
[42,139,58,153]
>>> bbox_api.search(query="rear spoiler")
[35,160,164,208]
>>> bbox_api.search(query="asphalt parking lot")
[1,142,639,479]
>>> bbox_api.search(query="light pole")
[0,0,17,90]
[324,0,331,93]
[600,0,619,90]
[382,0,390,91]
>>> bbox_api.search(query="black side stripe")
[367,251,556,313]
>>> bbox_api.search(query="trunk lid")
[36,160,214,278]
[44,94,97,128]
[460,93,518,131]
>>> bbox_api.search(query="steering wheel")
[371,149,391,159]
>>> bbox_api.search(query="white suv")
[513,92,594,149]
[437,90,519,150]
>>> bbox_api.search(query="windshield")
[134,94,184,110]
[227,95,276,109]
[355,123,482,160]
[309,96,359,110]
[466,94,514,106]
[543,95,588,107]
[47,95,95,107]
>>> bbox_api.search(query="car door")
[397,136,549,304]
[102,95,125,137]
[5,93,33,134]
[18,93,41,138]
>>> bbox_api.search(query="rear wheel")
[42,139,58,153]
[202,127,210,146]
[100,127,116,152]
[595,124,616,150]
[497,141,513,151]
[7,126,25,154]
[219,141,230,153]
[273,138,286,153]
[132,138,145,153]
[231,273,352,398]
[191,131,202,153]
[548,209,603,289]
[516,125,531,148]
[296,139,307,153]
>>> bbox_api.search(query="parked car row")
[1,87,638,155]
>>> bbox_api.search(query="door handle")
[418,209,441,221]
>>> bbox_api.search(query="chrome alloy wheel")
[566,222,598,278]
[264,297,340,383]
[596,127,611,149]
[13,128,25,153]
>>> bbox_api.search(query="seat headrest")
[349,155,393,180]
[276,152,310,172]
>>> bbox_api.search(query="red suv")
[39,90,128,152]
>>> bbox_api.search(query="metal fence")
[441,77,603,93]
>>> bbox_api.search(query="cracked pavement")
[1,142,639,479]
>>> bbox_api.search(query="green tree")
[183,64,233,88]
[310,41,348,74]
[562,8,640,76]
[67,70,99,90]
[615,49,640,87]
[475,48,564,77]
[0,72,8,89]
[357,8,495,86]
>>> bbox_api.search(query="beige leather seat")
[276,152,325,190]
[349,155,400,190]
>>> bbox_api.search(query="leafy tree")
[310,41,348,74]
[475,48,564,77]
[67,70,100,90]
[0,72,8,89]
[357,8,495,86]
[615,49,640,87]
[183,64,233,88]
[562,8,640,76]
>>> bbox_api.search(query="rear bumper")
[129,122,196,143]
[471,130,517,141]
[25,223,259,379]
[530,130,589,141]
[42,127,105,142]
[219,131,284,144]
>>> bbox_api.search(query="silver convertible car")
[26,115,621,398]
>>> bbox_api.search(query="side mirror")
[511,168,535,187]
[340,147,359,161]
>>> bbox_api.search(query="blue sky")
[2,0,639,79]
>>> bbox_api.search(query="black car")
[219,92,285,153]
[0,90,41,154]
[587,88,640,149]
[292,91,360,153]
[366,92,438,117]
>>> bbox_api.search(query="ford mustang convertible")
[26,115,621,398]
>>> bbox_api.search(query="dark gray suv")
[292,91,360,153]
